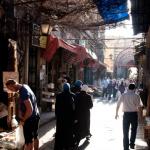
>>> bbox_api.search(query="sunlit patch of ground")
[39,99,148,150]
[81,100,148,150]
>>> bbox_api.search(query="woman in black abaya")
[54,83,75,150]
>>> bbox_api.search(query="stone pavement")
[136,123,148,150]
[39,111,55,127]
[39,99,149,150]
[93,98,148,150]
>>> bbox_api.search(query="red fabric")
[41,35,105,69]
[62,49,77,64]
[88,59,106,68]
[42,35,77,62]
[75,45,91,61]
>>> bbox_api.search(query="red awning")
[42,35,78,62]
[62,45,91,64]
[88,59,107,69]
[74,45,91,62]
[41,35,105,68]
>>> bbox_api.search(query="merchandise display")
[0,92,23,149]
[0,130,17,149]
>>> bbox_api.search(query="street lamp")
[40,23,53,35]
[32,23,53,48]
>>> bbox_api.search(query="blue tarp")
[94,0,129,24]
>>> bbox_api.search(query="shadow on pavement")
[39,138,55,150]
[39,120,56,139]
[78,139,90,150]
[135,144,149,150]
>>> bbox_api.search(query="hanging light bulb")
[41,24,53,35]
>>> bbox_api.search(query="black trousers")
[123,112,138,150]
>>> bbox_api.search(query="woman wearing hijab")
[74,84,93,143]
[71,80,83,94]
[54,83,76,150]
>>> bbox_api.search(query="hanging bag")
[15,125,25,149]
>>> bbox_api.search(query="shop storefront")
[40,35,78,111]
[40,34,107,111]
[0,39,22,149]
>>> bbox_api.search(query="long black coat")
[54,91,75,150]
[74,91,93,140]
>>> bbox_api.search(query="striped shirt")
[117,90,142,112]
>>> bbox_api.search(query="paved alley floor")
[39,98,148,150]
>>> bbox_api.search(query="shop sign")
[39,36,47,49]
[32,24,40,47]
[32,24,47,48]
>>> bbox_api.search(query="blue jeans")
[123,112,138,150]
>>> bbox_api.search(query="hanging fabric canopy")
[41,35,78,62]
[41,35,95,63]
[87,59,107,68]
[94,0,129,24]
[41,35,106,68]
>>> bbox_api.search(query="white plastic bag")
[15,125,25,149]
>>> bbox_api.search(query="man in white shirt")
[115,83,143,150]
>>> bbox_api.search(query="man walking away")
[115,83,143,150]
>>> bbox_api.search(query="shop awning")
[88,59,107,69]
[42,35,96,63]
[74,45,93,62]
[41,35,106,68]
[42,35,78,62]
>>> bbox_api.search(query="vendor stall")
[0,129,18,149]
[0,126,24,149]
[0,92,24,150]
[41,83,56,112]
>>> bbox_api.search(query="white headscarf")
[81,84,89,92]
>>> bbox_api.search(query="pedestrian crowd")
[100,77,146,150]
[55,75,145,150]
[0,74,146,150]
[100,77,136,101]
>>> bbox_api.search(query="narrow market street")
[39,98,148,150]
[1,1,150,150]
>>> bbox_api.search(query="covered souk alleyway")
[39,98,148,150]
